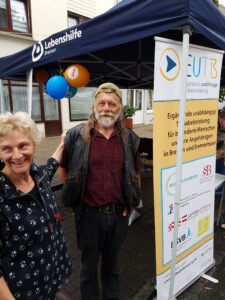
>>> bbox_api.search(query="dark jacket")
[0,158,72,300]
[61,124,140,215]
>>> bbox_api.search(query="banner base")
[155,261,215,300]
[201,273,218,284]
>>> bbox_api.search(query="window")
[135,90,142,110]
[0,0,31,33]
[127,89,143,110]
[69,87,96,121]
[0,0,8,28]
[1,80,42,121]
[67,16,78,28]
[127,89,134,106]
[0,80,10,113]
[67,12,89,28]
[147,90,153,110]
[43,92,59,121]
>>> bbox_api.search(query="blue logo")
[160,47,181,81]
[166,55,176,72]
[168,203,174,215]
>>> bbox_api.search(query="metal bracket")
[182,25,193,36]
[201,274,219,284]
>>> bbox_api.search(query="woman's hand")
[0,276,15,300]
[60,130,67,145]
[51,130,67,163]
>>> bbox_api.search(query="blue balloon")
[46,76,68,100]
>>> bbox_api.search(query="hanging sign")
[154,38,223,101]
[153,37,223,299]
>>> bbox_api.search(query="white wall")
[36,123,45,137]
[31,0,68,41]
[96,0,114,15]
[0,33,35,57]
[60,98,86,131]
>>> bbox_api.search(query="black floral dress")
[0,158,72,299]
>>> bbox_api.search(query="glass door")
[43,92,62,136]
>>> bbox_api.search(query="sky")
[219,0,225,6]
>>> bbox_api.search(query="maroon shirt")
[60,127,142,207]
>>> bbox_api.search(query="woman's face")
[0,129,35,176]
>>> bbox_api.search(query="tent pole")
[168,25,191,300]
[26,69,33,116]
[0,79,5,113]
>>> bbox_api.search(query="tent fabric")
[0,0,225,88]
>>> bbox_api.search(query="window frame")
[67,11,89,28]
[69,87,96,122]
[2,80,44,123]
[0,0,32,35]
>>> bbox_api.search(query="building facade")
[0,0,153,136]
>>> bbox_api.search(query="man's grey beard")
[94,109,121,128]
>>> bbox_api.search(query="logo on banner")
[166,172,198,196]
[166,172,176,196]
[170,228,191,248]
[188,203,211,220]
[31,28,82,62]
[159,48,181,81]
[202,165,212,176]
[168,203,174,215]
[187,54,218,79]
[168,214,188,232]
[32,42,44,62]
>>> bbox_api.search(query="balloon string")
[57,65,64,76]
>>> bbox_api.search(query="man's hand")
[123,207,134,217]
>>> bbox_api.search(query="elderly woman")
[0,112,72,299]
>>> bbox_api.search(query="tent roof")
[0,0,225,88]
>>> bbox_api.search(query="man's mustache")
[99,112,114,117]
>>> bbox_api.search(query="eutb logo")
[203,165,212,176]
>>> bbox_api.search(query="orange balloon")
[64,64,90,88]
[35,69,49,83]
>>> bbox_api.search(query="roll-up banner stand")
[153,36,224,299]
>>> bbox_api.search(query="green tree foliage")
[212,0,219,6]
[123,105,137,118]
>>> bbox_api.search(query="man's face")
[94,92,122,128]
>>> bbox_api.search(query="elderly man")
[58,82,142,300]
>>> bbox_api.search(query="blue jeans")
[76,210,128,300]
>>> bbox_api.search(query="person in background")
[58,82,142,300]
[0,112,72,300]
